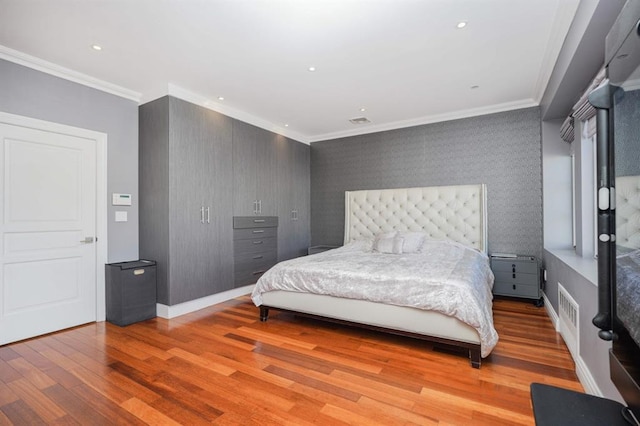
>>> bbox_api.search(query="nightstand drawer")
[493,281,540,299]
[494,271,539,286]
[491,259,538,274]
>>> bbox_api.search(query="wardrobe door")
[276,137,296,261]
[292,141,311,257]
[168,98,211,304]
[254,129,278,216]
[232,120,258,216]
[201,108,234,294]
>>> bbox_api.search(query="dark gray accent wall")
[311,107,543,259]
[0,59,139,263]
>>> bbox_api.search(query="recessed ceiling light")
[218,96,224,101]
[360,107,366,112]
[308,66,316,72]
[456,21,467,29]
[91,44,102,51]
[284,124,289,127]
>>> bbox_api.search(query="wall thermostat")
[112,193,132,206]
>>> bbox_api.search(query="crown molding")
[308,98,539,143]
[166,84,309,145]
[0,45,141,102]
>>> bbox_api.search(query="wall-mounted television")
[590,0,640,423]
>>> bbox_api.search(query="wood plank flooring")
[0,297,582,425]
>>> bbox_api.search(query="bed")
[251,184,497,368]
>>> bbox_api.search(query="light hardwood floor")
[0,296,582,425]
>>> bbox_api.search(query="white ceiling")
[0,0,580,143]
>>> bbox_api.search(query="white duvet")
[251,239,498,357]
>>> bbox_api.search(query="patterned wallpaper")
[615,89,640,177]
[310,107,543,259]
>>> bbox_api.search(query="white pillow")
[373,232,403,254]
[397,232,427,253]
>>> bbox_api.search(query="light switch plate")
[115,211,128,222]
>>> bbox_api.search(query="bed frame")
[259,184,489,368]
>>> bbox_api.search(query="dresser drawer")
[234,227,278,240]
[491,259,538,274]
[233,216,278,229]
[234,251,277,268]
[234,237,277,255]
[234,259,277,286]
[493,281,540,299]
[493,271,539,286]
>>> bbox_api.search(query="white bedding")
[252,239,498,357]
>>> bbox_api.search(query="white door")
[0,120,97,345]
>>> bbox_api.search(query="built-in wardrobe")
[139,96,310,306]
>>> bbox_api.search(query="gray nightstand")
[490,255,542,305]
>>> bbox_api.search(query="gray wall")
[311,107,543,259]
[544,250,622,401]
[0,59,139,263]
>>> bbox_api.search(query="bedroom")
[0,0,635,424]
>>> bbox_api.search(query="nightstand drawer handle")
[513,273,516,279]
[513,284,516,290]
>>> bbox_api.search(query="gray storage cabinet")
[106,260,157,326]
[491,256,541,300]
[139,96,234,306]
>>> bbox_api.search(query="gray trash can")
[105,260,157,326]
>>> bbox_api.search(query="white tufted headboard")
[344,184,488,253]
[616,175,640,249]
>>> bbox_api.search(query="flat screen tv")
[590,0,640,423]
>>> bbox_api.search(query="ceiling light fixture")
[218,96,224,101]
[360,107,366,112]
[456,21,467,29]
[91,44,102,51]
[308,66,316,72]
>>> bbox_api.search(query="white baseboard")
[156,285,254,319]
[542,292,559,331]
[575,355,604,397]
[540,291,603,396]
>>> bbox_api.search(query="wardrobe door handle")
[252,230,265,234]
[253,240,264,245]
[200,206,205,223]
[206,207,210,224]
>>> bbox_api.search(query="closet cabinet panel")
[232,120,277,216]
[139,97,171,304]
[140,96,233,306]
[276,137,310,261]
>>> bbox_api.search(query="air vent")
[349,117,371,125]
[558,283,579,359]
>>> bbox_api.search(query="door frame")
[0,111,108,321]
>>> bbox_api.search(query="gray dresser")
[491,256,541,301]
[233,216,278,287]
